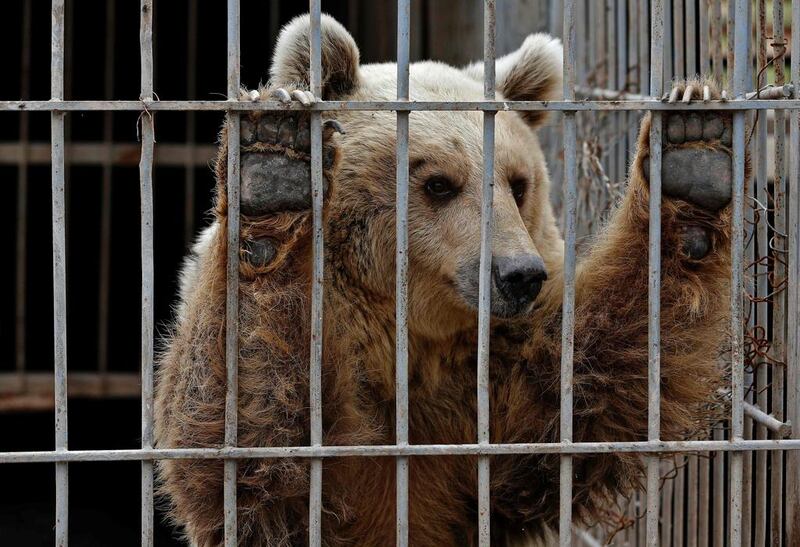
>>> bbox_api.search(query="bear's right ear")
[464,34,563,129]
[270,14,361,99]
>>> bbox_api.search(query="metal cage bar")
[15,0,32,395]
[5,99,800,112]
[477,2,496,545]
[308,3,324,546]
[139,1,155,545]
[51,0,69,544]
[224,0,241,545]
[646,0,665,544]
[786,2,800,544]
[559,0,577,545]
[395,0,411,544]
[728,1,750,545]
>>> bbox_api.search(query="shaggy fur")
[155,14,734,547]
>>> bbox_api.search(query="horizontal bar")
[3,99,800,112]
[577,83,795,101]
[0,142,216,166]
[3,440,800,464]
[744,401,792,437]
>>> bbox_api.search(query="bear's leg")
[155,88,343,546]
[490,79,740,533]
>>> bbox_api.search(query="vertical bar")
[16,0,33,393]
[224,0,241,545]
[646,0,664,544]
[711,0,723,82]
[638,0,649,95]
[698,447,710,547]
[674,0,685,78]
[685,0,695,76]
[699,0,710,75]
[477,3,496,546]
[308,2,323,546]
[712,434,724,547]
[184,0,198,245]
[726,0,735,93]
[771,1,788,543]
[98,0,115,392]
[661,465,673,547]
[606,0,617,184]
[687,456,698,547]
[51,0,68,544]
[754,4,768,514]
[395,0,410,544]
[139,1,155,545]
[785,2,800,544]
[616,0,626,185]
[560,0,577,544]
[675,461,685,547]
[729,3,749,544]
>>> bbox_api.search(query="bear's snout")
[493,254,548,311]
[454,254,548,318]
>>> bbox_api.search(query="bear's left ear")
[464,34,563,129]
[270,14,361,99]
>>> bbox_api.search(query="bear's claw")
[644,81,733,212]
[238,89,341,217]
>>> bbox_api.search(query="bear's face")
[271,15,563,337]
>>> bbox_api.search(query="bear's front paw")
[643,80,733,211]
[238,87,343,217]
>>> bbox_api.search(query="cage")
[1,0,798,545]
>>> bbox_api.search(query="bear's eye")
[510,178,528,206]
[424,176,458,200]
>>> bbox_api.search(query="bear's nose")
[493,254,548,305]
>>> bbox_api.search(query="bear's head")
[271,15,563,339]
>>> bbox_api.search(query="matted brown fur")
[155,15,735,547]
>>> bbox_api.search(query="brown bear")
[154,13,736,547]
